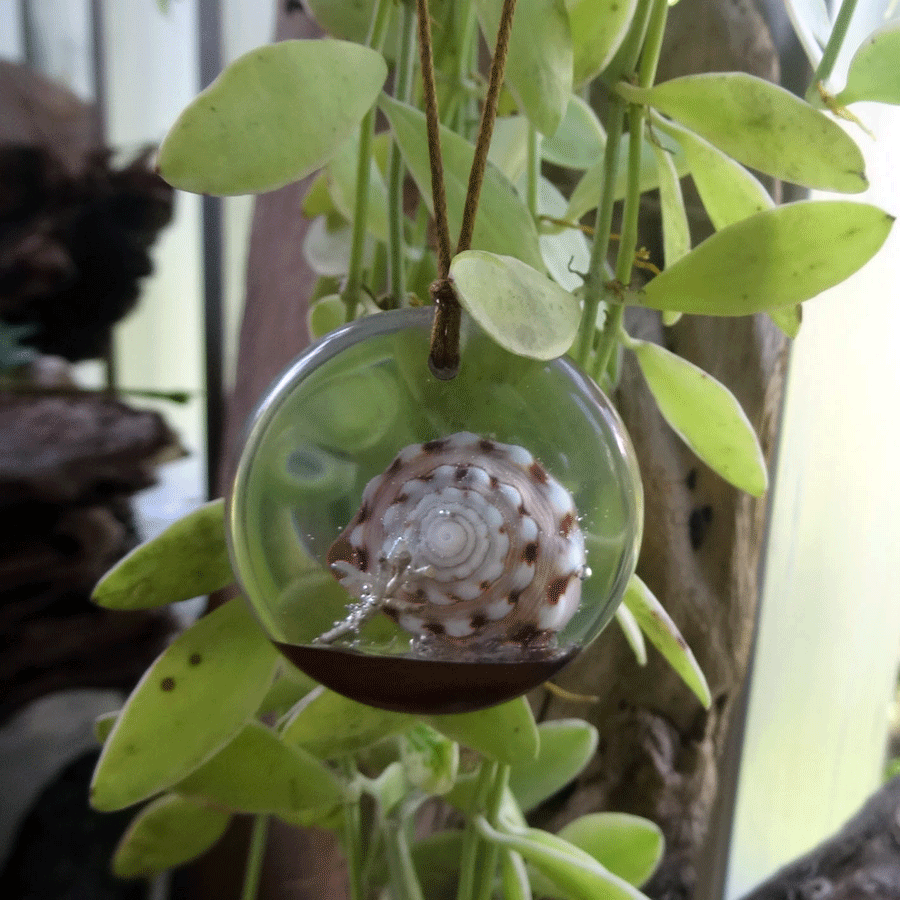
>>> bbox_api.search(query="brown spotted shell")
[326,432,586,648]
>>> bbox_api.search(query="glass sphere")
[228,307,642,714]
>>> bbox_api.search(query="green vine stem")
[806,0,861,103]
[387,0,419,307]
[526,124,540,219]
[240,815,269,900]
[588,0,670,380]
[456,760,498,900]
[383,811,425,900]
[474,763,512,900]
[341,760,365,900]
[341,0,392,321]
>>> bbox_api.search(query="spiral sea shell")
[326,432,587,649]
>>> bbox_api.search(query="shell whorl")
[326,432,586,648]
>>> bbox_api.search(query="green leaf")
[90,599,279,811]
[175,721,344,813]
[623,575,711,708]
[651,142,690,269]
[566,130,688,222]
[614,605,647,666]
[478,819,649,900]
[537,177,591,292]
[304,0,379,42]
[380,96,544,271]
[450,251,580,359]
[640,201,894,315]
[837,21,900,106]
[326,132,390,242]
[92,500,232,609]
[542,94,606,170]
[280,686,415,758]
[94,710,118,744]
[302,171,336,218]
[475,0,573,136]
[662,119,773,230]
[508,719,598,812]
[157,40,387,195]
[502,848,534,900]
[307,294,347,339]
[625,74,867,192]
[768,304,802,339]
[558,813,663,887]
[400,723,459,795]
[426,696,540,765]
[567,0,639,87]
[489,116,531,184]
[630,338,766,495]
[112,794,231,878]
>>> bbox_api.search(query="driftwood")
[738,777,900,900]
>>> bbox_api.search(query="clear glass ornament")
[228,307,642,714]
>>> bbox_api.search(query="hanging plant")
[88,0,896,896]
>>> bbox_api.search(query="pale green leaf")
[304,0,378,42]
[502,848,534,900]
[623,575,711,708]
[838,21,900,106]
[380,96,544,270]
[90,599,279,811]
[92,500,232,609]
[566,130,688,222]
[567,0,639,87]
[542,94,606,169]
[258,663,320,717]
[302,171,335,218]
[614,604,647,666]
[662,119,774,230]
[488,116,531,184]
[307,294,347,339]
[508,720,598,812]
[450,251,580,359]
[478,819,649,900]
[426,696,540,765]
[476,0,573,136]
[641,201,894,315]
[537,177,591,292]
[630,338,767,496]
[558,814,663,887]
[112,794,231,878]
[651,142,690,268]
[626,74,867,192]
[281,685,415,758]
[94,710,118,744]
[768,304,803,339]
[326,133,390,242]
[175,721,344,812]
[400,723,459,795]
[158,40,387,195]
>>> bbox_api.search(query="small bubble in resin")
[228,307,642,715]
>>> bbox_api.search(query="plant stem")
[240,815,269,900]
[807,0,860,102]
[387,0,418,307]
[585,0,669,380]
[456,760,498,900]
[576,98,625,368]
[341,0,392,321]
[341,760,365,900]
[474,764,511,900]
[383,810,425,900]
[526,124,540,218]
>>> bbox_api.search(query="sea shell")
[325,431,587,649]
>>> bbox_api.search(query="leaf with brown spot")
[622,575,710,708]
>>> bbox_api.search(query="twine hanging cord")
[415,0,519,379]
